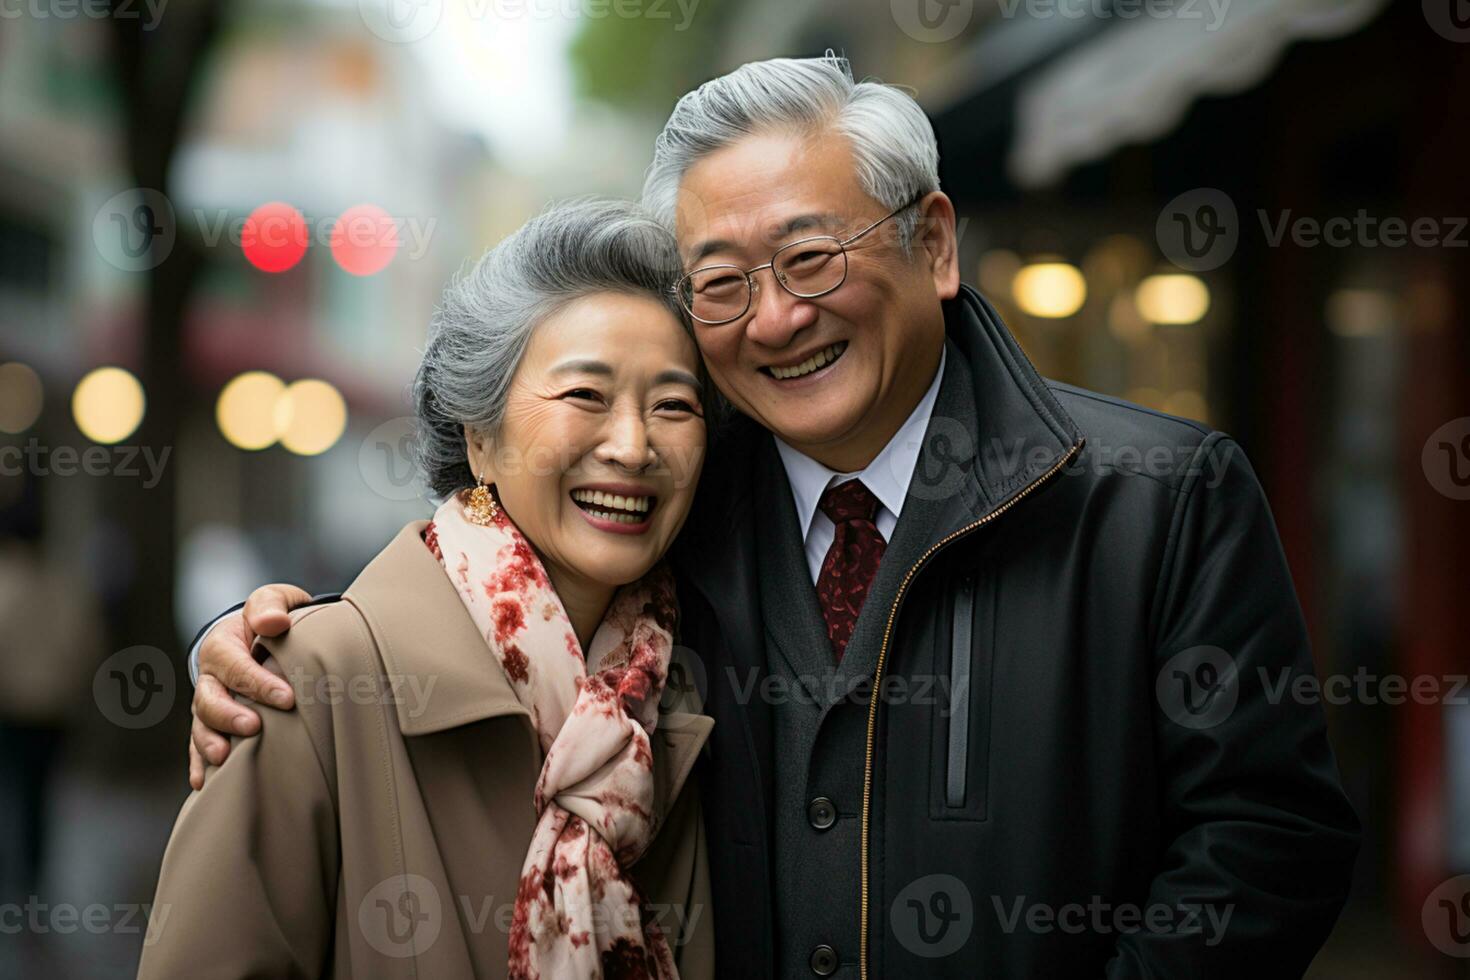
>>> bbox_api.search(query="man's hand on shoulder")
[188,584,314,790]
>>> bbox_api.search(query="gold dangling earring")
[466,473,500,526]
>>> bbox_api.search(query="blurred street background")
[1,0,1468,975]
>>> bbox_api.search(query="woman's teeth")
[570,489,652,524]
[768,341,847,380]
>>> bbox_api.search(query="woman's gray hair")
[641,53,940,253]
[412,197,690,498]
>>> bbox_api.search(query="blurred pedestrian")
[0,472,104,906]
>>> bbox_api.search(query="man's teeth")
[768,342,846,380]
[570,489,652,523]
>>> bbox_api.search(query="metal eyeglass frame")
[673,191,926,325]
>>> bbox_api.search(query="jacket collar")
[941,284,1082,511]
[344,520,530,737]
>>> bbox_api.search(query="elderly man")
[185,55,1357,978]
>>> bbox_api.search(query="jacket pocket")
[930,573,991,822]
[946,576,975,807]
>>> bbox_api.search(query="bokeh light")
[1012,261,1087,318]
[1135,274,1210,325]
[72,367,145,444]
[330,203,400,276]
[217,371,286,450]
[241,202,309,273]
[274,379,348,456]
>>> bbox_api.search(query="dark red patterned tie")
[815,479,887,663]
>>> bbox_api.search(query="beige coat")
[139,522,714,979]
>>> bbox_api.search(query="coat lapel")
[344,521,529,736]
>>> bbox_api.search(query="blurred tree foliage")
[568,0,739,114]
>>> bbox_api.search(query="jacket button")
[809,944,838,976]
[808,797,837,831]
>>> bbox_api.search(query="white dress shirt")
[774,346,947,583]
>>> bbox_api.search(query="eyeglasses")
[673,193,924,326]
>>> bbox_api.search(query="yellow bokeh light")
[72,367,145,444]
[274,379,347,456]
[1135,274,1210,325]
[0,362,43,434]
[1012,262,1087,318]
[217,371,286,450]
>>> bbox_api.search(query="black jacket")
[670,285,1359,978]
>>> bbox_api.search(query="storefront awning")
[1006,0,1389,188]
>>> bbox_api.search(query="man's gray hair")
[641,53,940,253]
[412,197,687,497]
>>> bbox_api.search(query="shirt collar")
[774,345,947,542]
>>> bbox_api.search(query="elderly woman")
[139,200,714,980]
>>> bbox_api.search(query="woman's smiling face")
[465,290,706,590]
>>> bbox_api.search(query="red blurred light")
[242,202,309,273]
[330,204,399,277]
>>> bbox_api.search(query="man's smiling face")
[673,128,959,472]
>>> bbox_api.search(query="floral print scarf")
[426,489,680,980]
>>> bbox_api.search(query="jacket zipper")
[859,439,1082,978]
